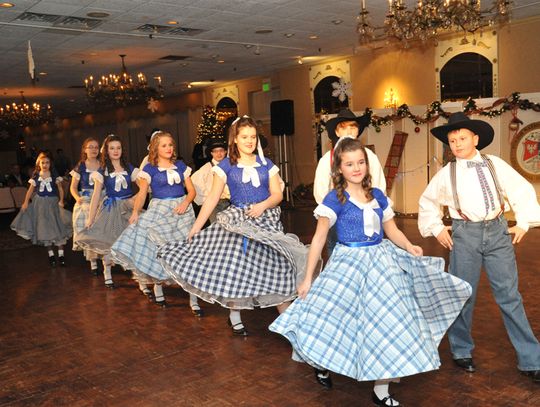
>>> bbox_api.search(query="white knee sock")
[189,294,199,308]
[58,249,64,257]
[153,284,164,302]
[138,281,149,293]
[229,310,242,326]
[48,249,54,257]
[90,260,98,270]
[102,256,112,282]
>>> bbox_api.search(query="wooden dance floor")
[1,208,539,406]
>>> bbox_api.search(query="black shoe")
[48,256,57,267]
[191,304,204,317]
[453,357,476,372]
[104,279,115,289]
[227,319,248,336]
[520,369,540,383]
[58,256,65,267]
[372,391,400,406]
[314,368,332,389]
[155,298,168,307]
[141,288,153,300]
[91,268,99,276]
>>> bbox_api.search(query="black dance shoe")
[453,357,476,373]
[372,391,400,406]
[58,256,66,267]
[520,369,540,383]
[104,279,115,289]
[155,298,168,307]
[227,319,248,336]
[190,304,204,317]
[48,256,57,267]
[313,368,332,389]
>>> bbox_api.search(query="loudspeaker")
[270,100,294,135]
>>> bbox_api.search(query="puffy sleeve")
[28,178,36,187]
[264,157,279,178]
[176,160,191,180]
[90,170,104,185]
[138,164,153,183]
[129,165,140,182]
[55,176,64,184]
[371,188,394,222]
[314,190,341,227]
[69,170,80,180]
[213,157,231,182]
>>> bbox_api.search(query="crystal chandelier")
[0,91,54,131]
[84,54,164,108]
[357,0,511,47]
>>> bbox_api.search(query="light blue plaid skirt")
[72,195,101,261]
[156,206,308,309]
[269,240,472,381]
[111,197,195,283]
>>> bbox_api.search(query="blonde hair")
[147,131,177,166]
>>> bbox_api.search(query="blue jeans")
[448,216,540,371]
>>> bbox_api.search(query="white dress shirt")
[418,150,540,237]
[191,160,230,206]
[313,147,387,204]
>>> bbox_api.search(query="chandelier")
[357,0,511,47]
[0,91,54,131]
[84,54,164,108]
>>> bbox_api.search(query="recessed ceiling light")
[284,33,295,38]
[332,19,343,25]
[244,44,254,49]
[38,72,47,76]
[255,29,273,34]
[90,52,98,56]
[0,3,14,8]
[309,35,318,40]
[217,60,225,63]
[86,11,110,18]
[167,20,179,25]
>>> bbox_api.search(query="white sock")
[189,294,200,308]
[102,258,112,282]
[138,281,149,292]
[48,250,54,257]
[58,249,64,257]
[90,260,98,270]
[374,380,399,406]
[153,284,164,302]
[229,310,242,326]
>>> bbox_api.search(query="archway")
[440,52,493,101]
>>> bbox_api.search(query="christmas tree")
[196,105,236,144]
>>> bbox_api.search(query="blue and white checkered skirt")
[269,240,472,381]
[76,197,133,256]
[156,205,308,309]
[72,195,101,261]
[11,195,72,247]
[111,197,195,283]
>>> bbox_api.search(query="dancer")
[11,151,72,266]
[70,137,101,275]
[270,138,471,406]
[157,116,308,336]
[111,131,202,312]
[77,134,138,289]
[418,112,540,382]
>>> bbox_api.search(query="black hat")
[205,137,227,157]
[431,112,494,150]
[325,108,370,144]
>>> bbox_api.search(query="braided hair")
[330,138,372,204]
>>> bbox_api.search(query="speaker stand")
[277,134,294,207]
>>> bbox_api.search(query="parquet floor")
[0,207,539,406]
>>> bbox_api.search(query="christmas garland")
[319,93,540,133]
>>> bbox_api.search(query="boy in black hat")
[418,112,540,382]
[314,108,386,257]
[191,136,230,222]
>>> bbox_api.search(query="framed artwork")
[510,122,540,181]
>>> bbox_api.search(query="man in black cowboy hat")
[191,136,230,222]
[418,111,540,382]
[313,108,386,260]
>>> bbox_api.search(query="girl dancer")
[77,134,138,288]
[269,138,472,406]
[157,116,308,335]
[111,131,202,312]
[11,152,72,266]
[70,138,101,275]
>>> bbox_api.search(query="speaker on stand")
[270,100,295,206]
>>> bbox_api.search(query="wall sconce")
[383,88,399,110]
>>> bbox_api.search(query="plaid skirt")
[269,240,472,381]
[72,195,101,261]
[10,195,72,246]
[76,197,133,256]
[156,206,308,309]
[111,197,195,283]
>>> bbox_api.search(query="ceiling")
[1,0,540,117]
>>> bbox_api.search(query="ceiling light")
[167,20,179,25]
[284,33,295,38]
[0,3,14,8]
[332,19,343,25]
[187,83,192,88]
[244,44,254,49]
[255,29,273,34]
[0,91,54,131]
[38,72,47,76]
[297,57,303,64]
[309,35,318,40]
[254,45,261,55]
[86,11,110,18]
[217,60,225,64]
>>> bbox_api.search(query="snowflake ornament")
[331,78,352,102]
[147,97,159,113]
